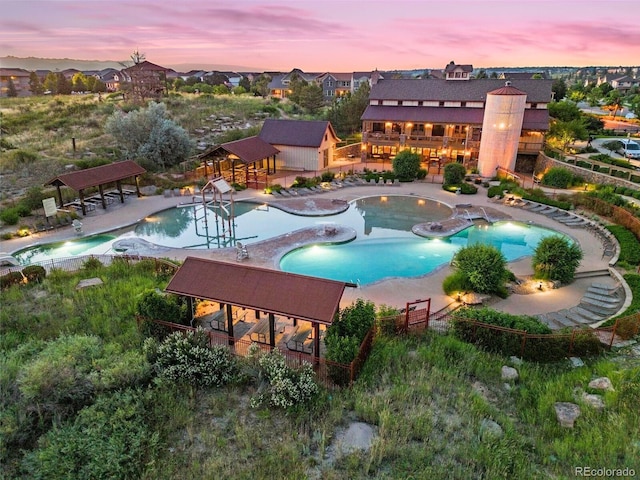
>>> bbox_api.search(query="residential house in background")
[258,119,341,171]
[0,68,31,97]
[361,61,552,174]
[269,69,383,101]
[121,60,171,101]
[317,72,352,100]
[268,68,319,98]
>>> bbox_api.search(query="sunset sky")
[2,0,639,72]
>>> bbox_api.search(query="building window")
[418,101,423,106]
[325,90,334,96]
[530,103,538,109]
[327,80,333,86]
[439,101,445,107]
[461,101,466,107]
[398,100,403,106]
[372,122,385,132]
[378,100,383,105]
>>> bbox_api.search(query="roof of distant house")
[259,119,340,147]
[122,60,170,73]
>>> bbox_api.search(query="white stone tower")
[477,82,527,178]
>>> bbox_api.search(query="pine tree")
[6,77,18,97]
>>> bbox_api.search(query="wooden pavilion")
[164,257,347,360]
[45,160,146,215]
[197,136,279,188]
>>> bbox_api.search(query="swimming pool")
[280,221,559,285]
[12,196,567,285]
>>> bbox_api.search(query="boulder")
[554,402,581,428]
[582,393,605,411]
[588,377,614,391]
[479,418,504,439]
[501,366,519,381]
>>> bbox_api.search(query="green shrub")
[81,256,103,271]
[248,345,319,409]
[1,271,24,289]
[607,225,640,265]
[392,150,421,180]
[417,168,427,179]
[320,171,335,182]
[145,329,238,388]
[135,290,186,324]
[541,167,575,188]
[21,389,159,480]
[21,265,46,283]
[487,185,503,198]
[451,244,509,294]
[0,207,20,225]
[459,182,478,194]
[443,162,466,185]
[442,270,471,295]
[532,236,583,283]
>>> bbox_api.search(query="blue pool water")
[280,221,559,285]
[12,196,567,285]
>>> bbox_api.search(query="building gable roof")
[45,160,146,191]
[369,78,552,103]
[122,61,170,73]
[259,119,340,147]
[165,257,346,325]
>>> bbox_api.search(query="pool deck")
[1,178,618,316]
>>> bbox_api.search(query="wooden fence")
[400,310,639,360]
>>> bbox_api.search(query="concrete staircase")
[537,282,624,330]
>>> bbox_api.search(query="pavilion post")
[134,176,141,197]
[55,185,63,208]
[98,184,106,209]
[116,181,125,203]
[79,190,87,216]
[272,154,277,174]
[268,313,276,348]
[313,323,320,362]
[186,297,194,327]
[226,303,234,345]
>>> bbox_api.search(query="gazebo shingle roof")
[165,257,346,325]
[44,160,146,191]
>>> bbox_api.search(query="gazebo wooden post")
[254,310,260,320]
[226,303,234,345]
[115,180,125,203]
[79,190,87,216]
[268,313,276,348]
[272,154,277,174]
[313,323,320,362]
[231,160,237,185]
[55,185,64,208]
[98,184,106,209]
[244,163,249,187]
[186,297,194,327]
[203,161,208,179]
[134,176,141,197]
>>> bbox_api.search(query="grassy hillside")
[1,262,638,479]
[0,93,281,198]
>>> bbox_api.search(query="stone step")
[537,314,564,330]
[563,309,593,325]
[590,282,619,293]
[580,296,620,310]
[587,285,620,297]
[571,306,607,321]
[574,270,610,279]
[583,291,622,304]
[547,312,577,328]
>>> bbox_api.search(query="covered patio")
[164,257,347,360]
[45,160,146,216]
[197,136,279,188]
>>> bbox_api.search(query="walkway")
[0,174,619,317]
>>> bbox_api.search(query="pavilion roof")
[165,257,346,325]
[44,160,146,191]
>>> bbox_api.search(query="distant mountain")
[0,56,266,73]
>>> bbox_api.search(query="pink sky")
[2,0,639,72]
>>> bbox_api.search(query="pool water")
[12,196,567,285]
[14,234,117,265]
[280,221,562,285]
[133,194,452,248]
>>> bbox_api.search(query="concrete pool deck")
[1,178,618,316]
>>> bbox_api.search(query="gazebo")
[197,136,279,187]
[45,160,146,215]
[164,257,347,360]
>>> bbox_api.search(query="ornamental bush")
[532,236,583,284]
[392,150,421,180]
[22,265,46,283]
[1,271,24,289]
[451,244,510,295]
[443,162,466,186]
[146,329,238,389]
[249,346,319,409]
